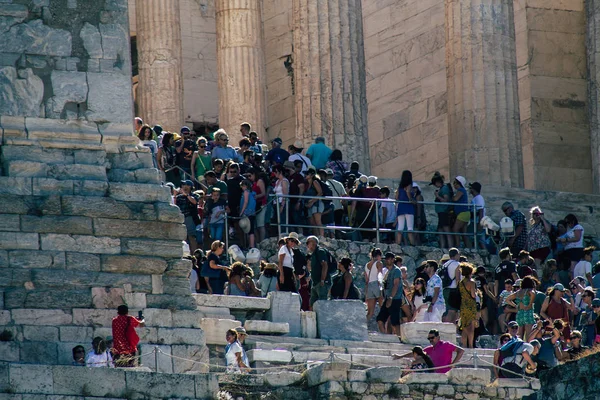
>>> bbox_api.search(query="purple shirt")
[424,340,458,373]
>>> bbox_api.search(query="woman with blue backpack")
[239,179,257,248]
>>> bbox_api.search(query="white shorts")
[397,214,414,231]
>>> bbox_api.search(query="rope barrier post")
[224,211,229,251]
[154,346,159,372]
[472,202,477,251]
[285,193,289,235]
[473,349,479,369]
[276,194,281,239]
[329,351,335,363]
[375,198,380,244]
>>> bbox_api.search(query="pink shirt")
[424,340,458,373]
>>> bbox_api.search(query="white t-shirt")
[379,199,396,225]
[288,153,312,173]
[278,245,294,269]
[226,341,244,373]
[86,351,114,368]
[471,194,486,218]
[574,260,592,281]
[190,269,199,293]
[565,224,584,250]
[444,260,461,288]
[327,179,347,210]
[502,342,534,368]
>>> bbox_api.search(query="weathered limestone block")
[0,116,26,138]
[5,289,92,309]
[107,152,154,170]
[164,258,193,277]
[72,308,114,327]
[0,177,33,195]
[301,311,317,339]
[8,364,54,394]
[172,310,204,328]
[107,182,171,203]
[143,308,173,327]
[19,341,58,364]
[247,349,293,364]
[20,215,93,235]
[73,180,109,196]
[8,250,65,268]
[32,178,74,196]
[447,367,491,385]
[0,215,19,232]
[162,276,193,295]
[22,325,59,342]
[0,310,10,325]
[61,196,132,219]
[46,71,88,118]
[93,218,186,240]
[52,366,126,396]
[0,232,39,250]
[26,118,101,142]
[121,238,183,258]
[193,293,271,310]
[85,72,132,124]
[91,287,126,309]
[244,320,289,335]
[40,234,120,254]
[366,366,403,383]
[266,291,301,337]
[0,342,19,362]
[0,67,44,117]
[66,252,101,271]
[263,371,303,387]
[100,255,167,274]
[80,22,103,58]
[11,308,72,325]
[146,294,197,310]
[400,322,457,345]
[59,326,93,343]
[348,369,367,382]
[140,344,173,373]
[172,344,210,373]
[401,372,449,384]
[198,318,241,345]
[124,370,196,399]
[156,202,185,223]
[313,300,368,341]
[305,362,350,387]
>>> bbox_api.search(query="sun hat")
[291,140,304,150]
[358,175,368,184]
[180,126,191,134]
[455,176,467,188]
[283,160,296,170]
[239,216,251,234]
[306,235,319,244]
[283,232,300,243]
[235,326,248,335]
[553,283,566,291]
[469,182,482,192]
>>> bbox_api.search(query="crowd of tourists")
[133,118,600,377]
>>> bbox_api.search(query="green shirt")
[435,184,451,213]
[310,248,329,284]
[384,266,403,299]
[208,179,228,195]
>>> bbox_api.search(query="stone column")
[446,0,523,187]
[588,0,600,194]
[292,0,370,171]
[136,0,184,132]
[216,0,267,140]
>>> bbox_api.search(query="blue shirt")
[211,146,242,163]
[396,186,414,216]
[306,142,332,169]
[454,187,469,213]
[265,148,290,165]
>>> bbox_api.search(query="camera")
[542,320,550,328]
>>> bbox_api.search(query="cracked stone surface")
[0,66,44,116]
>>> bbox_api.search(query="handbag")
[125,316,140,351]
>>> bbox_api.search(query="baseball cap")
[283,161,295,170]
[272,137,282,144]
[306,235,319,244]
[181,180,194,187]
[592,298,600,307]
[469,182,482,192]
[367,176,377,184]
[358,175,368,184]
[180,126,191,134]
[325,168,334,176]
[508,321,519,328]
[384,252,395,259]
[306,166,317,175]
[553,283,566,291]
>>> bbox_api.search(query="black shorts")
[376,298,403,326]
[279,267,297,292]
[437,212,450,228]
[565,247,584,263]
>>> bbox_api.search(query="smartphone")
[138,310,144,320]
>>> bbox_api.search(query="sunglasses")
[582,294,589,298]
[223,139,229,142]
[502,208,509,212]
[199,145,206,148]
[593,305,600,308]
[427,337,435,341]
[570,336,581,339]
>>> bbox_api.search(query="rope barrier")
[476,355,537,382]
[333,353,478,373]
[84,350,156,367]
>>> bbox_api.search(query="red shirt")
[424,340,458,373]
[112,315,140,355]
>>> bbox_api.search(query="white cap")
[412,182,421,191]
[359,175,368,184]
[367,175,377,184]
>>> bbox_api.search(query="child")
[239,179,257,248]
[72,345,86,366]
[498,279,515,332]
[194,190,205,245]
[378,187,396,243]
[207,188,227,241]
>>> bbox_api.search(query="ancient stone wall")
[361,0,448,181]
[515,0,592,193]
[262,0,296,145]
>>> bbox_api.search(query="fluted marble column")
[136,0,184,132]
[446,0,523,187]
[216,0,267,140]
[588,0,600,193]
[292,0,370,171]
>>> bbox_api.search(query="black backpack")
[323,248,338,276]
[292,248,308,277]
[316,179,333,207]
[499,338,526,378]
[331,272,360,300]
[439,260,456,288]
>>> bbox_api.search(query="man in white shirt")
[288,140,312,175]
[442,248,461,323]
[324,169,347,227]
[573,246,595,285]
[469,182,486,250]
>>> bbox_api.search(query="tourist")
[326,149,348,182]
[451,176,471,248]
[365,248,383,322]
[529,319,564,372]
[157,133,180,186]
[474,266,493,330]
[411,182,426,245]
[189,255,200,293]
[517,250,536,278]
[526,206,552,272]
[540,284,572,339]
[288,140,312,174]
[578,293,597,347]
[378,187,396,243]
[175,180,199,253]
[573,246,595,285]
[134,116,143,134]
[248,130,262,154]
[175,126,197,181]
[265,137,290,168]
[111,305,145,367]
[191,137,212,185]
[228,262,250,296]
[240,150,255,175]
[424,260,445,322]
[285,160,306,230]
[392,346,435,375]
[592,262,600,290]
[205,188,227,241]
[306,137,332,169]
[395,170,415,246]
[86,337,114,368]
[248,168,269,243]
[307,236,331,308]
[213,158,225,179]
[376,256,405,335]
[560,214,585,276]
[239,179,257,248]
[238,137,251,159]
[278,233,299,292]
[431,172,453,248]
[234,326,250,367]
[441,248,462,323]
[539,259,557,293]
[469,182,486,249]
[571,277,588,327]
[325,168,347,229]
[203,240,230,295]
[330,257,359,299]
[501,201,528,257]
[564,330,589,360]
[594,298,600,342]
[273,164,290,230]
[211,129,242,163]
[459,263,478,348]
[257,261,278,297]
[494,247,519,302]
[497,279,515,333]
[225,163,243,239]
[423,329,464,373]
[492,333,512,378]
[291,238,310,310]
[304,166,325,237]
[317,169,338,236]
[505,276,537,340]
[225,329,249,373]
[137,124,158,168]
[240,122,251,138]
[410,277,428,322]
[72,345,86,366]
[205,170,229,200]
[498,338,540,378]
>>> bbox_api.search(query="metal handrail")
[273,193,480,249]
